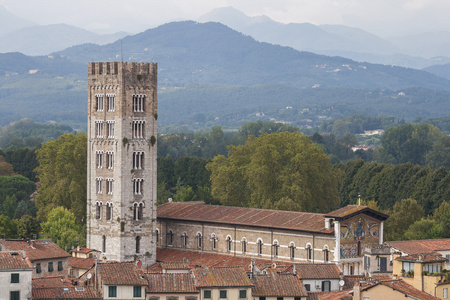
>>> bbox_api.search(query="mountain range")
[1,20,449,132]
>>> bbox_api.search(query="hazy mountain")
[197,7,450,69]
[0,23,129,55]
[423,63,450,80]
[57,21,450,91]
[1,21,450,130]
[0,5,35,37]
[387,31,450,58]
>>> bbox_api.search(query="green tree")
[2,195,17,219]
[403,218,444,240]
[380,123,442,165]
[434,201,450,238]
[426,136,450,170]
[384,198,424,241]
[0,215,17,238]
[41,206,85,251]
[17,215,40,239]
[34,133,87,223]
[15,199,37,219]
[0,156,15,176]
[207,132,339,212]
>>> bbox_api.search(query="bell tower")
[86,62,157,264]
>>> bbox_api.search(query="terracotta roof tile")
[386,239,450,254]
[156,247,291,269]
[32,287,100,299]
[251,268,307,297]
[342,275,366,290]
[158,202,333,234]
[395,253,447,263]
[72,247,96,254]
[291,263,340,279]
[98,262,147,286]
[0,239,70,261]
[363,279,440,300]
[193,267,252,288]
[146,273,198,293]
[310,290,353,300]
[160,261,191,270]
[0,251,32,269]
[32,275,74,288]
[69,257,96,270]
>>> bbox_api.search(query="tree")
[34,133,87,223]
[0,215,17,238]
[384,198,424,241]
[41,207,85,251]
[426,136,450,170]
[17,215,40,239]
[0,156,15,176]
[403,218,443,240]
[380,123,442,165]
[207,132,339,213]
[2,195,17,219]
[434,201,450,238]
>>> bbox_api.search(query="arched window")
[167,230,173,246]
[133,202,144,220]
[323,245,329,262]
[95,202,102,220]
[257,239,263,255]
[289,242,295,260]
[211,233,217,250]
[226,236,232,252]
[197,232,202,249]
[181,232,188,248]
[241,238,247,254]
[273,240,279,257]
[106,203,113,220]
[136,236,141,253]
[306,244,312,260]
[102,235,106,253]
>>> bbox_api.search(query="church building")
[157,201,388,275]
[86,62,158,264]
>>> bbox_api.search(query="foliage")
[41,206,85,251]
[426,136,450,170]
[2,147,38,181]
[403,218,444,240]
[0,156,15,176]
[379,123,442,165]
[0,214,17,238]
[34,132,87,223]
[384,198,424,241]
[434,201,450,238]
[207,132,339,212]
[17,215,40,239]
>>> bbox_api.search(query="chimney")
[23,250,26,259]
[353,282,361,300]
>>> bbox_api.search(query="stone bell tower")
[86,62,157,264]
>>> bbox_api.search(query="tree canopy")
[207,132,339,212]
[34,132,87,224]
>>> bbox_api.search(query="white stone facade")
[87,62,157,264]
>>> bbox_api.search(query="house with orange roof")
[292,263,341,292]
[0,239,70,278]
[392,252,450,299]
[146,272,198,300]
[32,275,100,300]
[157,201,388,276]
[0,251,33,300]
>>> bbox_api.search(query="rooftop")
[291,263,340,279]
[0,239,70,262]
[193,267,253,288]
[386,238,450,254]
[158,202,333,234]
[325,205,388,221]
[97,262,148,286]
[395,253,447,263]
[251,268,307,297]
[146,273,197,294]
[68,257,96,270]
[32,276,100,300]
[363,279,440,300]
[0,251,32,269]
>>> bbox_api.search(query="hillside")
[58,21,450,90]
[0,21,449,130]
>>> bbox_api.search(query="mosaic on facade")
[340,215,380,259]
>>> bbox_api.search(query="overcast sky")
[1,0,448,37]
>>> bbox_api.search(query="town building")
[157,201,388,275]
[32,275,100,300]
[0,251,33,300]
[0,239,70,278]
[86,62,158,264]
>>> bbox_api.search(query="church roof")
[385,238,450,254]
[158,202,333,234]
[325,205,388,221]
